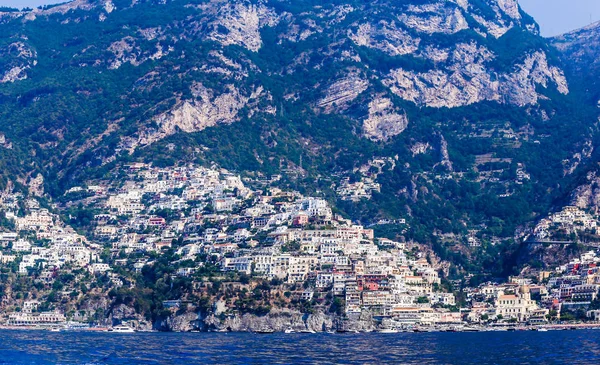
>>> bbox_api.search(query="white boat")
[110,325,136,333]
[378,328,399,333]
[284,328,295,334]
[537,328,549,332]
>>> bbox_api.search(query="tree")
[416,296,429,304]
[329,297,345,316]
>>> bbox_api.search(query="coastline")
[2,322,600,334]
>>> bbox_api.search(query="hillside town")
[0,163,598,331]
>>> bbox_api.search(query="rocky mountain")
[551,21,600,106]
[0,0,599,276]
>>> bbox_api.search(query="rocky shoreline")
[5,306,600,333]
[129,308,600,333]
[160,309,374,333]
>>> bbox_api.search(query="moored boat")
[109,325,136,333]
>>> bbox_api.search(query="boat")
[87,327,110,332]
[537,328,548,332]
[255,329,274,334]
[49,327,61,332]
[300,329,316,334]
[109,325,136,333]
[284,328,294,334]
[378,328,399,333]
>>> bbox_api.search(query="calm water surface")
[0,330,599,364]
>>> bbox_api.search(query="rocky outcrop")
[385,46,568,108]
[107,36,140,69]
[318,70,369,113]
[362,97,408,142]
[122,83,267,151]
[0,41,36,83]
[411,142,431,156]
[438,134,453,172]
[570,171,600,211]
[200,308,374,332]
[28,174,44,197]
[562,140,594,176]
[105,36,170,69]
[399,3,469,35]
[206,1,280,52]
[501,51,569,106]
[158,83,264,134]
[348,21,420,56]
[107,304,152,330]
[159,311,200,332]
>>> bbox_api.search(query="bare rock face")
[107,36,140,69]
[207,0,280,52]
[0,41,37,83]
[570,171,600,211]
[385,45,568,108]
[109,304,141,324]
[385,42,497,107]
[495,0,521,20]
[398,3,469,35]
[160,311,200,332]
[563,140,594,176]
[411,142,431,156]
[362,97,408,142]
[438,134,453,172]
[103,0,115,14]
[105,36,170,69]
[500,51,569,106]
[28,174,44,197]
[203,309,338,332]
[460,0,533,38]
[123,83,267,151]
[337,310,376,332]
[348,21,420,56]
[318,70,369,113]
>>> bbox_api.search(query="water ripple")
[0,330,599,364]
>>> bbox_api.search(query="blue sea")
[0,330,599,364]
